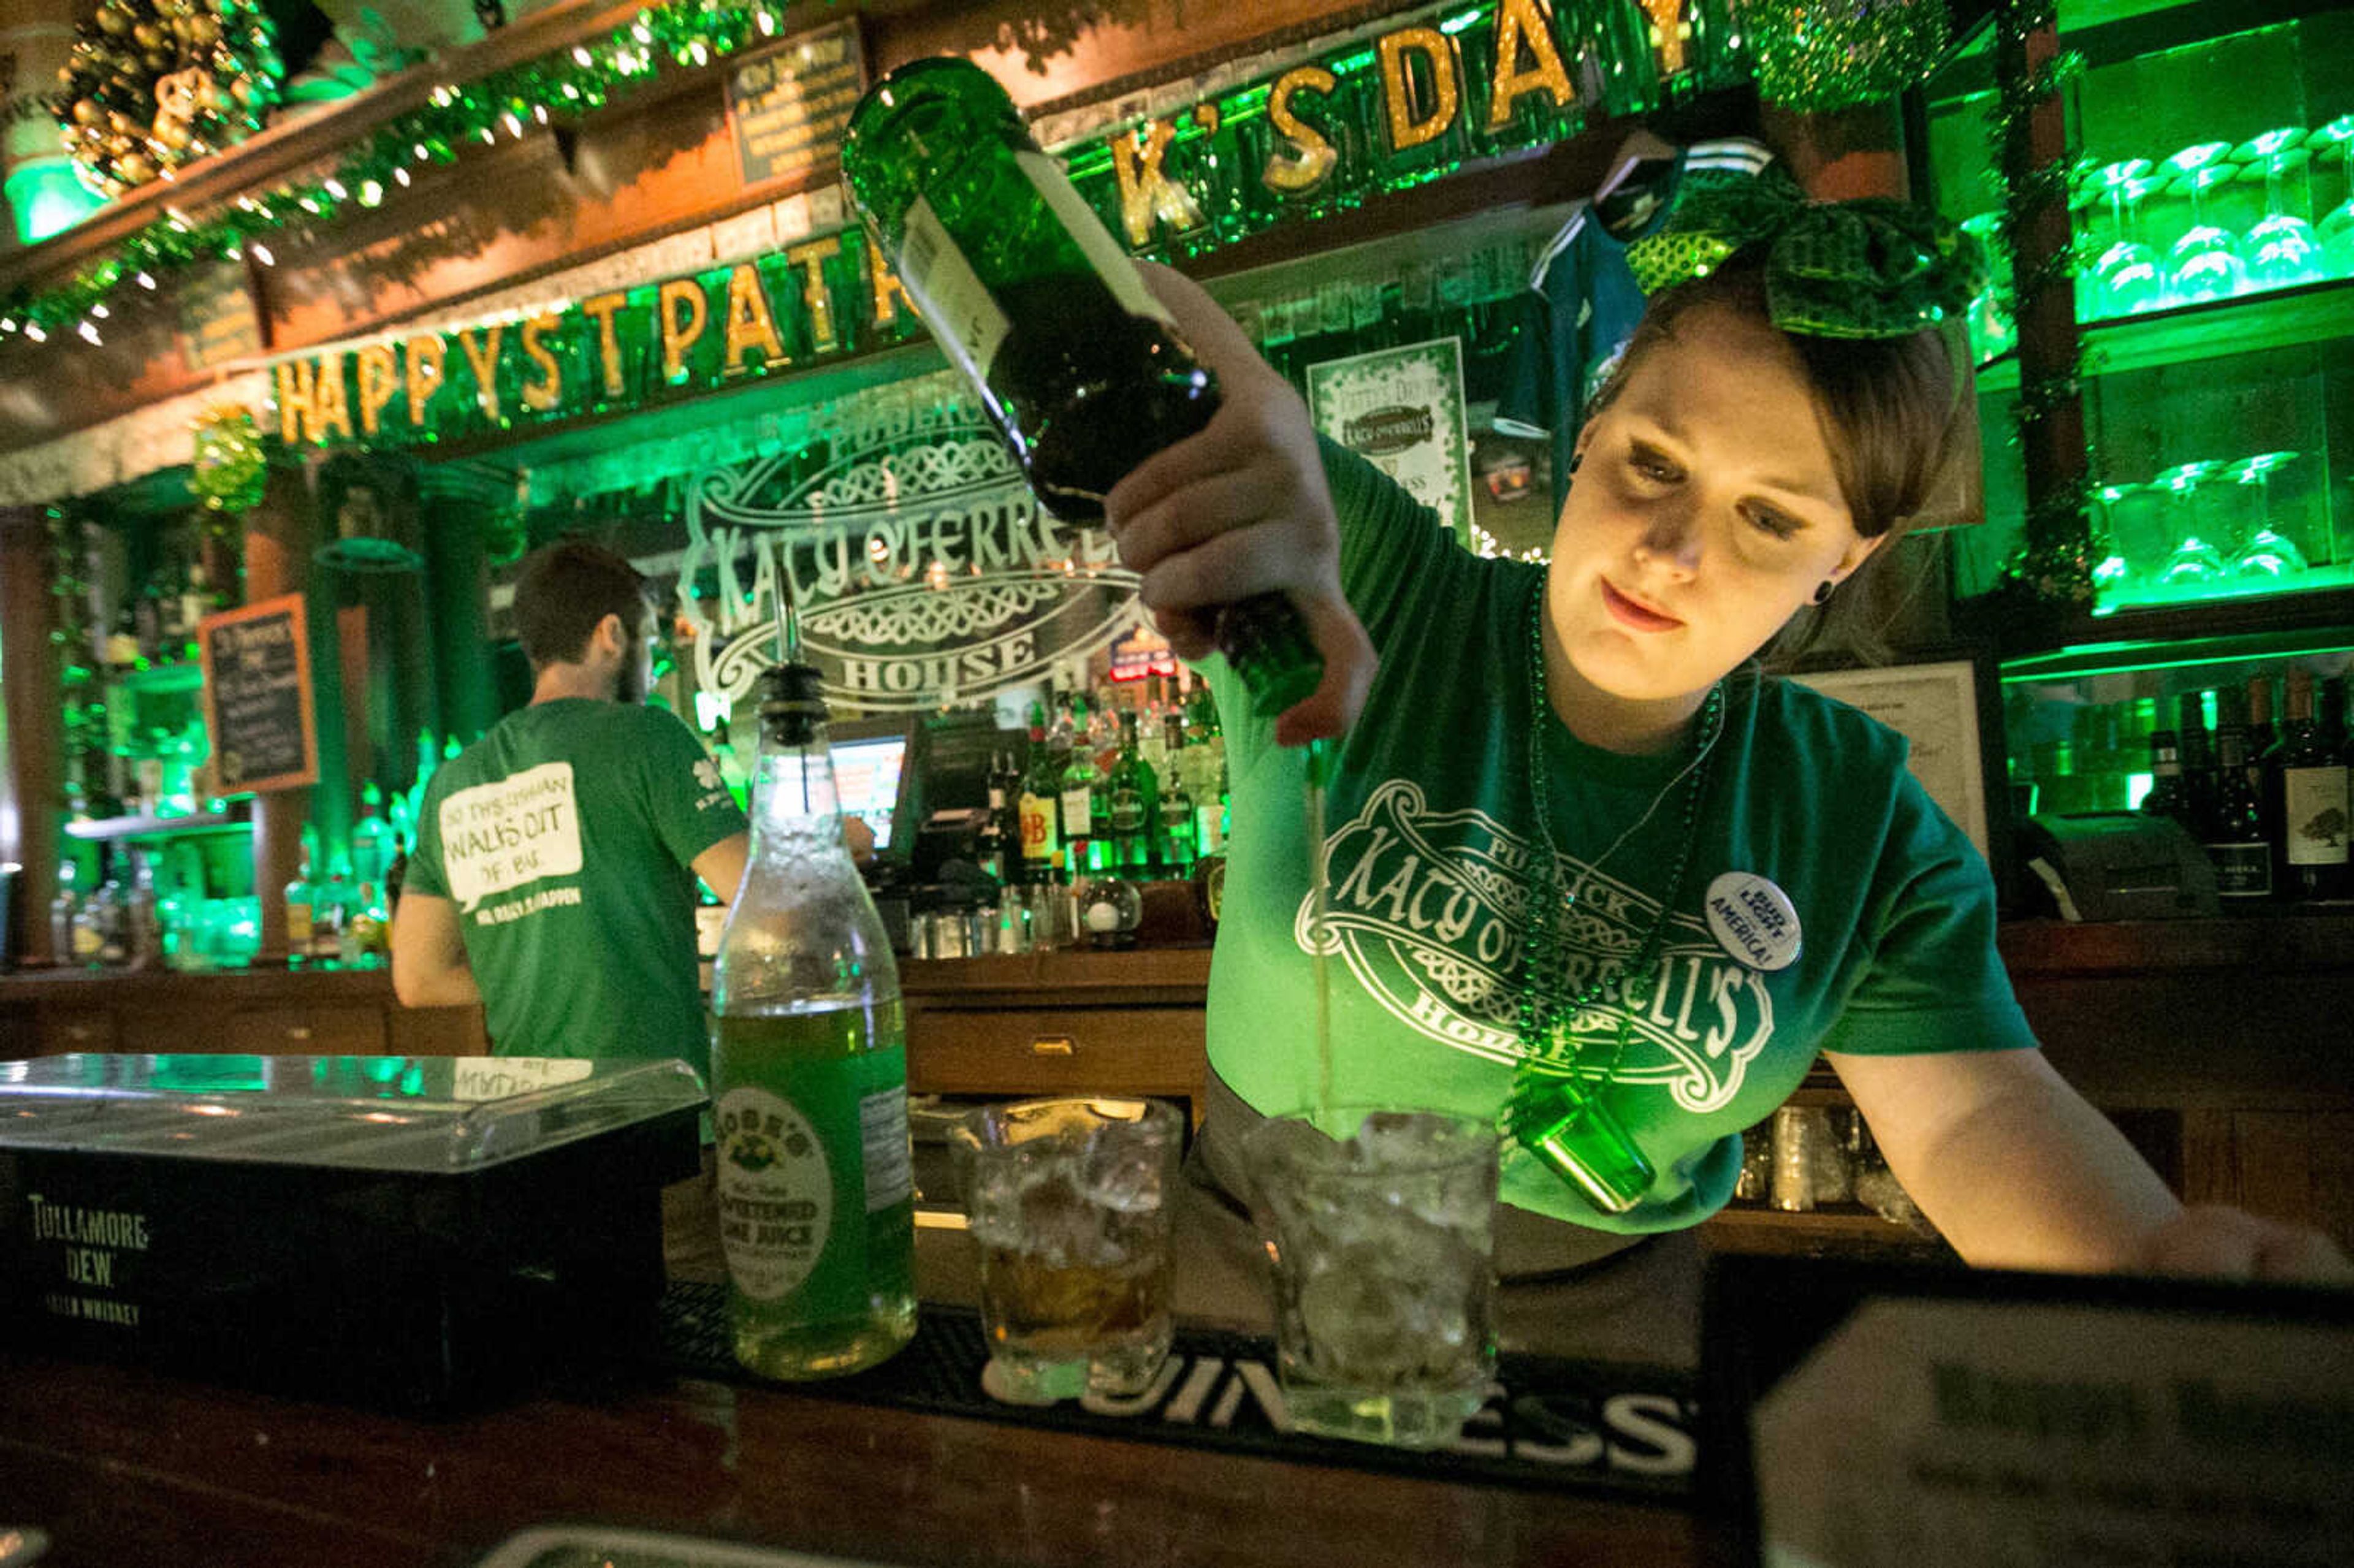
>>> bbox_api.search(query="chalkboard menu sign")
[179,264,263,374]
[197,595,319,795]
[725,18,865,189]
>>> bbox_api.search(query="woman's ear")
[1834,530,1890,582]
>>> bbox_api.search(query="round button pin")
[1703,872,1801,971]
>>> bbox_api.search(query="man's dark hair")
[513,539,651,670]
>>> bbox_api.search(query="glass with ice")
[951,1097,1182,1402]
[1241,1107,1499,1449]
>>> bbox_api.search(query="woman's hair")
[1583,259,1978,661]
[513,539,651,671]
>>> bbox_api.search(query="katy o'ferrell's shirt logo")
[1298,781,1775,1114]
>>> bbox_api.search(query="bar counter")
[0,1203,1705,1568]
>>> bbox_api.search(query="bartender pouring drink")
[1097,195,2350,1348]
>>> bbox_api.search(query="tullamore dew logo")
[1301,780,1775,1114]
[678,388,1143,715]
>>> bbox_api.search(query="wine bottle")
[842,58,1324,721]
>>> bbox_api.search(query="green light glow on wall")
[7,162,104,246]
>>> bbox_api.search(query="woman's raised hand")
[1105,262,1376,746]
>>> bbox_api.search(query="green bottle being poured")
[842,57,1323,722]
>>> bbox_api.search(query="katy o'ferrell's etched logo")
[679,407,1143,714]
[1298,780,1775,1114]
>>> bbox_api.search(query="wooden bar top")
[0,1346,1700,1568]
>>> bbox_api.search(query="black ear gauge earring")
[1811,578,1837,605]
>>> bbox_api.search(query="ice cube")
[1013,1165,1116,1269]
[1079,1129,1164,1216]
[1347,1110,1460,1171]
[1295,1231,1479,1385]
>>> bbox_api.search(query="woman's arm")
[1827,1046,2352,1282]
[1106,262,1376,745]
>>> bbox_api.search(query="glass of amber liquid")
[953,1097,1183,1403]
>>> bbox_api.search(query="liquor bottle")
[2139,731,2195,829]
[2245,676,2277,791]
[124,850,162,970]
[1157,710,1198,876]
[352,783,395,886]
[1016,706,1061,886]
[284,828,319,967]
[709,662,917,1380]
[1058,704,1100,877]
[1105,708,1155,873]
[312,855,356,964]
[180,563,211,650]
[2201,725,2271,902]
[85,851,128,968]
[842,58,1324,723]
[977,750,1013,883]
[49,856,82,966]
[2264,670,2351,902]
[2176,690,2215,829]
[102,607,140,676]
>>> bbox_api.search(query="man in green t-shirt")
[392,541,749,1082]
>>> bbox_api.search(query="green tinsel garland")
[1984,0,2095,611]
[1745,0,1952,113]
[191,403,267,525]
[1,0,802,347]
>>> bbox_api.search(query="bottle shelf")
[66,808,250,843]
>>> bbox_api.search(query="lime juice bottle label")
[714,1041,911,1317]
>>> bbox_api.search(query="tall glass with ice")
[1241,1106,1499,1448]
[951,1097,1182,1402]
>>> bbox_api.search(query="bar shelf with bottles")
[926,651,1232,961]
[2000,628,2354,912]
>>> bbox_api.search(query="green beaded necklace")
[1503,579,1727,1214]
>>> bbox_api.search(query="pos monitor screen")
[828,717,913,852]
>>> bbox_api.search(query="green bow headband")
[1624,183,1987,341]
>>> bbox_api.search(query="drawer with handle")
[907,1006,1205,1105]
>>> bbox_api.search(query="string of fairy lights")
[1,0,807,351]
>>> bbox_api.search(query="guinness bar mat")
[652,1282,1697,1500]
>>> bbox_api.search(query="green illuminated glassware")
[2154,461,2228,588]
[841,58,1323,721]
[2088,160,2163,319]
[2090,481,2136,593]
[2162,145,2247,305]
[2312,117,2354,280]
[2225,452,2307,579]
[2234,129,2322,294]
